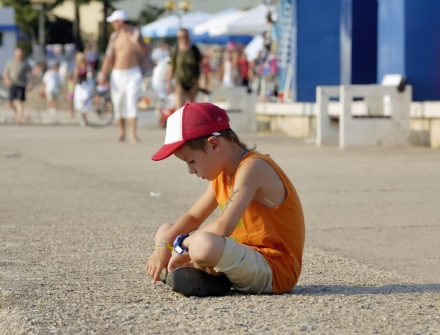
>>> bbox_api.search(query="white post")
[339,85,352,149]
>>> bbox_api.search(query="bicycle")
[83,85,114,127]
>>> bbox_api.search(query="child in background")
[59,57,75,119]
[40,61,62,116]
[66,77,75,118]
[145,102,305,297]
[72,52,92,126]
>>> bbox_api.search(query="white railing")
[316,85,412,148]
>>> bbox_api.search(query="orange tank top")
[212,151,305,294]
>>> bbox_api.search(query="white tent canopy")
[244,34,264,61]
[141,11,212,38]
[209,4,269,36]
[192,7,240,35]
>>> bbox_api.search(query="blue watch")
[173,234,190,254]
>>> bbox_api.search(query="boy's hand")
[168,252,191,273]
[145,247,172,284]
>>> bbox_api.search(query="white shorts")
[110,67,142,119]
[214,238,273,294]
[73,83,92,113]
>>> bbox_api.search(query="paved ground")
[1,124,439,334]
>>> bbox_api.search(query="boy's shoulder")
[241,151,288,180]
[237,152,275,175]
[244,151,273,164]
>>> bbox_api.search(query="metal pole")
[38,4,45,61]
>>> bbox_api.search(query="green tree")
[1,0,38,34]
[1,0,39,55]
[1,0,163,54]
[66,0,116,52]
[50,0,113,51]
[138,4,165,26]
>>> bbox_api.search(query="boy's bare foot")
[116,134,125,142]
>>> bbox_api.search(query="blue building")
[0,7,18,74]
[377,0,440,101]
[278,0,440,102]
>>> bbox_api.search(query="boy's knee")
[189,231,224,264]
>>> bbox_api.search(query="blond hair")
[75,52,86,64]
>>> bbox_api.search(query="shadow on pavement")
[293,284,440,295]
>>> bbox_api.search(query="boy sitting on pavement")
[145,102,305,297]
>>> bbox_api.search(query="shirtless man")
[99,10,150,143]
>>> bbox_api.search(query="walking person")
[40,61,62,116]
[99,9,150,143]
[2,48,33,124]
[238,48,251,91]
[167,28,203,110]
[220,45,241,89]
[72,52,93,126]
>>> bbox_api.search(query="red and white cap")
[151,102,230,161]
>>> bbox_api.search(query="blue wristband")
[173,234,189,254]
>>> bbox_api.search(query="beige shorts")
[214,238,273,294]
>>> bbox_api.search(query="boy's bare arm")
[145,185,217,283]
[199,159,265,237]
[159,185,218,244]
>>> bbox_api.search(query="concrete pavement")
[0,124,439,334]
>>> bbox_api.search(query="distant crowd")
[150,36,279,103]
[3,22,279,128]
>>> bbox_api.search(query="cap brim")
[106,17,116,23]
[151,140,186,161]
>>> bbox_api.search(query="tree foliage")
[138,4,165,26]
[1,0,165,52]
[1,0,38,34]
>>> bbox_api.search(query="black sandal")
[165,266,231,297]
